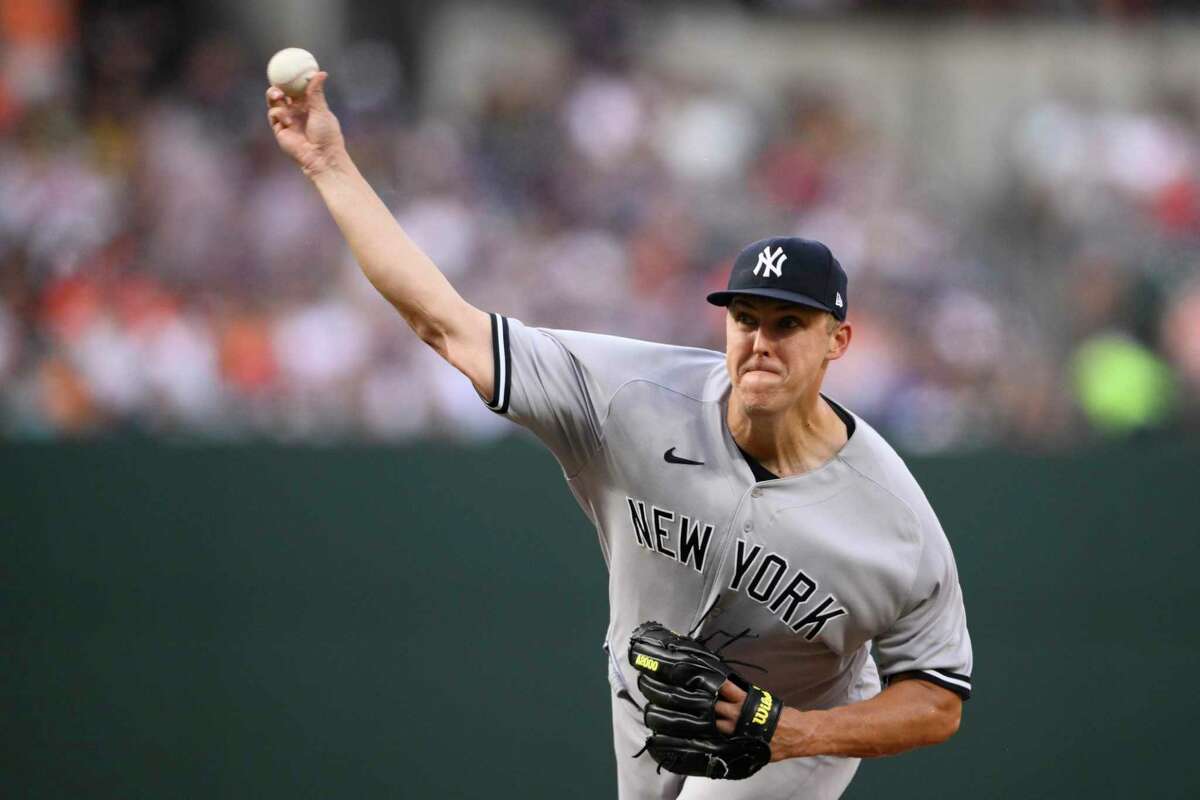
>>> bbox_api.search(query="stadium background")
[3,0,1198,797]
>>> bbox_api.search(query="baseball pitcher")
[267,73,971,800]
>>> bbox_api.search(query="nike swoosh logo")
[664,447,704,466]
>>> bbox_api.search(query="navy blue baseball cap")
[707,237,848,321]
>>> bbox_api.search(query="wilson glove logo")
[752,689,774,726]
[634,654,660,671]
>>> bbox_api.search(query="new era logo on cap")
[707,236,849,321]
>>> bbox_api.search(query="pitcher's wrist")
[303,147,352,182]
[769,707,823,761]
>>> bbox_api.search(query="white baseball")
[267,47,319,98]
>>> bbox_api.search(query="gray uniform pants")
[610,692,860,800]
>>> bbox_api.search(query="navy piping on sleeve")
[485,313,512,414]
[888,669,972,701]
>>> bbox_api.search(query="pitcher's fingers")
[267,107,294,130]
[715,699,740,722]
[718,681,747,703]
[305,72,329,110]
[265,86,295,109]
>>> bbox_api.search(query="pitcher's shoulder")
[538,326,727,402]
[835,410,944,536]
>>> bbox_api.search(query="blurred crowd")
[1,2,1198,452]
[750,0,1197,15]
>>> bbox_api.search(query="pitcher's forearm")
[267,74,490,389]
[309,155,468,347]
[772,679,961,760]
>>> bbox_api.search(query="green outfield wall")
[3,437,1198,799]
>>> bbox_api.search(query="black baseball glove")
[627,620,782,780]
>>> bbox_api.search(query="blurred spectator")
[1072,332,1176,434]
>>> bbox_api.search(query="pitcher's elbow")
[931,701,962,744]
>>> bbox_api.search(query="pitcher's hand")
[265,72,346,177]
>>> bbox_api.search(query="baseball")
[267,47,319,97]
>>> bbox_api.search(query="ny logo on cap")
[754,246,787,279]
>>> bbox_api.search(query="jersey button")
[750,488,763,498]
[743,521,753,532]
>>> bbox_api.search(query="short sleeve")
[480,314,624,476]
[873,510,974,700]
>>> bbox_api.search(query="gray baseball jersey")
[482,314,973,799]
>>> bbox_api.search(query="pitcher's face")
[725,297,849,415]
